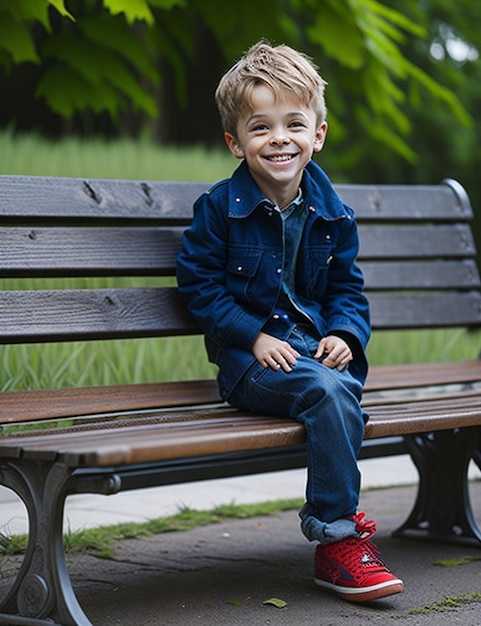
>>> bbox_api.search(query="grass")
[1,128,480,392]
[0,498,305,560]
[409,592,481,615]
[0,127,235,181]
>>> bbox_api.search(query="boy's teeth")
[269,155,292,162]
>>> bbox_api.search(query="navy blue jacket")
[177,159,370,400]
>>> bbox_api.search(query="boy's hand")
[315,336,352,371]
[252,331,300,372]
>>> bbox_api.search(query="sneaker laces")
[329,513,390,578]
[350,512,376,541]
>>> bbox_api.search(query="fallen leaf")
[433,556,481,567]
[263,597,287,608]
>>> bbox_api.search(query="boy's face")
[224,83,327,208]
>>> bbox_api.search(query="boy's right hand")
[252,331,300,372]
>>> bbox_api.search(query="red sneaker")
[314,512,404,602]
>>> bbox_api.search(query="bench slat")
[1,225,476,279]
[0,176,207,223]
[1,360,480,425]
[0,380,222,423]
[1,289,480,344]
[337,180,472,221]
[1,391,480,467]
[2,289,480,343]
[369,292,481,328]
[0,227,184,277]
[358,224,476,259]
[0,177,471,222]
[365,360,481,392]
[0,287,196,343]
[360,260,480,290]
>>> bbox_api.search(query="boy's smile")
[224,84,327,209]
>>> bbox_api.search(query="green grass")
[0,127,235,181]
[0,499,304,559]
[1,129,480,392]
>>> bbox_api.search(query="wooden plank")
[0,226,183,277]
[0,287,198,343]
[360,260,481,290]
[0,380,221,423]
[2,288,481,343]
[0,411,306,466]
[1,359,479,426]
[0,176,473,223]
[336,180,472,221]
[369,292,481,329]
[358,224,476,259]
[0,176,207,223]
[0,390,480,466]
[365,360,481,393]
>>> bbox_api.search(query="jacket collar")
[227,159,350,220]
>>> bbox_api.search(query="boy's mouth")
[265,154,296,162]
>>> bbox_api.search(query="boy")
[176,40,404,603]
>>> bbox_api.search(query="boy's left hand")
[314,336,352,371]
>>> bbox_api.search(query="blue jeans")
[228,326,368,526]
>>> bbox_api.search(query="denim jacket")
[176,159,370,400]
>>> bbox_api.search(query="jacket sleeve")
[176,193,265,352]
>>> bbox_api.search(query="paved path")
[51,483,481,624]
[0,455,479,535]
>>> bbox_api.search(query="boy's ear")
[312,122,328,153]
[224,132,244,159]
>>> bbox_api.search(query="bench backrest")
[1,175,480,345]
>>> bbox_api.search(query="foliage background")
[1,0,480,213]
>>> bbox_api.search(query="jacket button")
[308,205,316,212]
[276,268,282,274]
[237,266,243,272]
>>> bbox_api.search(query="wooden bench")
[0,174,481,626]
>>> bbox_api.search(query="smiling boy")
[177,40,404,602]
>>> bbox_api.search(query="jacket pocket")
[226,248,262,303]
[300,245,333,299]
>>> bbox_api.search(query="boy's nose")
[270,133,290,145]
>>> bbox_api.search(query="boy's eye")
[251,123,268,132]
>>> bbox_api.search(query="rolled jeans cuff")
[299,504,358,545]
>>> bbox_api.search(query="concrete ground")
[71,481,481,625]
[0,455,480,625]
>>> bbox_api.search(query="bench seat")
[1,368,481,466]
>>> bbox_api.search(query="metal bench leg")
[393,427,481,548]
[0,460,93,626]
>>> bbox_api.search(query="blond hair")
[215,40,327,137]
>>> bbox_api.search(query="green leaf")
[262,597,287,608]
[36,65,121,118]
[0,12,39,63]
[78,13,158,82]
[42,34,157,116]
[306,6,364,69]
[47,0,75,20]
[0,0,50,27]
[406,62,471,127]
[361,0,426,38]
[102,0,154,25]
[148,0,186,7]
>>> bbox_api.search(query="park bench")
[0,173,480,626]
